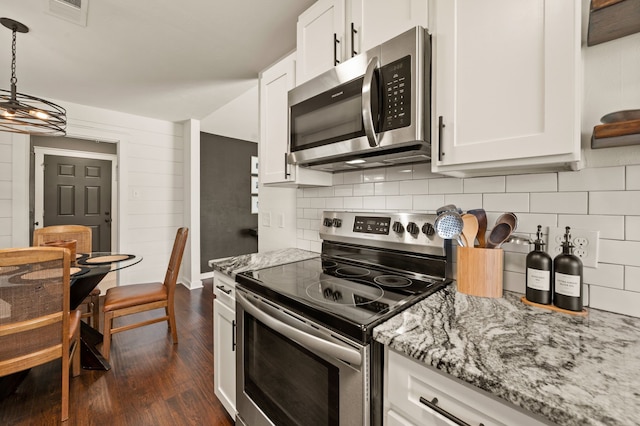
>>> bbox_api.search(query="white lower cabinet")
[385,348,553,426]
[213,271,236,417]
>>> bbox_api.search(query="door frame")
[34,146,119,250]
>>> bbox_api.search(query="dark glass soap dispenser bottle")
[526,225,552,304]
[553,226,583,311]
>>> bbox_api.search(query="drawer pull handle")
[419,396,480,426]
[216,285,232,295]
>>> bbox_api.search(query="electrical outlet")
[262,212,271,227]
[547,226,600,268]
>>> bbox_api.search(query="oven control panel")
[319,211,447,256]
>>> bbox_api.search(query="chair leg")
[91,294,100,330]
[168,305,178,344]
[102,311,114,362]
[62,347,70,421]
[71,330,81,378]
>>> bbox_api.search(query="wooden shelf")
[591,118,640,149]
[588,0,640,46]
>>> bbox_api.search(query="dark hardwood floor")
[0,280,235,425]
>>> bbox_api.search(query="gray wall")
[200,132,258,272]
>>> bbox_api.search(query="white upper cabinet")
[259,52,332,187]
[296,0,428,85]
[431,0,581,177]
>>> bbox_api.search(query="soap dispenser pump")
[553,226,583,311]
[526,225,552,305]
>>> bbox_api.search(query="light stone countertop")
[208,248,319,278]
[373,284,640,426]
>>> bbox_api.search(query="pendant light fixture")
[0,18,66,136]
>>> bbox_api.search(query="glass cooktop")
[236,256,449,343]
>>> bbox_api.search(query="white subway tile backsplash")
[484,193,530,213]
[374,181,400,196]
[363,196,386,210]
[530,192,587,214]
[413,195,445,212]
[624,266,640,292]
[558,166,625,191]
[503,271,525,293]
[513,213,557,234]
[558,214,625,240]
[590,191,640,215]
[626,216,640,241]
[353,183,375,196]
[429,178,463,194]
[504,252,526,273]
[599,239,640,267]
[325,198,344,209]
[364,169,386,182]
[342,170,363,184]
[385,165,414,181]
[344,197,363,209]
[334,185,354,197]
[506,173,557,192]
[443,194,483,212]
[626,165,640,190]
[296,161,640,318]
[399,179,429,195]
[386,195,413,210]
[464,176,505,194]
[583,263,624,289]
[589,286,640,318]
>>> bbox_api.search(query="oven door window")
[290,74,380,152]
[244,314,339,426]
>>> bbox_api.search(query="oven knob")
[406,222,419,237]
[422,222,435,237]
[323,218,333,227]
[332,218,342,228]
[392,221,405,234]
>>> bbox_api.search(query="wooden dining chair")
[33,225,101,329]
[102,227,189,362]
[0,247,81,422]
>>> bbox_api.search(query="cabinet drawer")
[386,349,551,426]
[213,271,236,307]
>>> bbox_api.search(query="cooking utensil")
[434,211,464,246]
[505,234,534,245]
[436,204,461,216]
[466,209,487,247]
[461,214,479,247]
[486,223,513,248]
[496,212,518,232]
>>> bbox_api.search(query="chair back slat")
[163,227,189,292]
[33,225,93,253]
[0,247,71,376]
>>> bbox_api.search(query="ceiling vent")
[45,0,89,27]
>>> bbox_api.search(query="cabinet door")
[350,0,428,55]
[260,53,296,185]
[431,0,580,175]
[296,0,346,84]
[214,298,236,417]
[259,53,332,187]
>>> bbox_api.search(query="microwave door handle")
[237,293,362,366]
[362,56,380,147]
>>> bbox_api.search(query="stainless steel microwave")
[288,26,431,172]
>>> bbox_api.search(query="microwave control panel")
[380,55,411,132]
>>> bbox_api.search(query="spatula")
[461,214,479,247]
[466,209,487,247]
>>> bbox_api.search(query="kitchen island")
[374,284,640,426]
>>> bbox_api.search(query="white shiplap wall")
[0,100,188,288]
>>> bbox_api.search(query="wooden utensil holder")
[457,247,503,298]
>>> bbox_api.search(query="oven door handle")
[237,293,362,366]
[362,55,380,148]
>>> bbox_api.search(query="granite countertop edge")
[373,284,640,426]
[208,248,319,278]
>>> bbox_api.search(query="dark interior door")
[43,155,112,252]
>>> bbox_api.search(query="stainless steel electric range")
[235,211,453,426]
